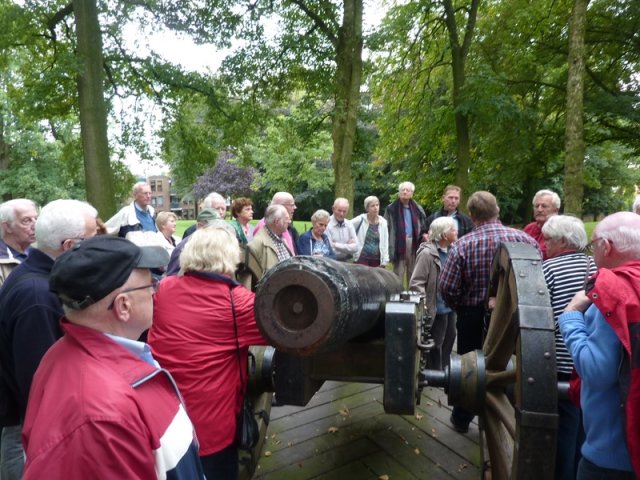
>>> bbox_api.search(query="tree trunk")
[563,0,590,216]
[73,0,116,217]
[443,0,479,208]
[331,0,362,216]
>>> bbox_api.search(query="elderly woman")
[155,211,179,254]
[352,196,389,267]
[148,227,268,480]
[297,209,336,259]
[541,215,596,480]
[409,216,457,371]
[229,197,254,245]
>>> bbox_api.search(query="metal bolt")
[527,377,535,384]
[538,290,545,295]
[397,327,403,333]
[397,356,403,362]
[397,387,403,393]
[544,352,551,359]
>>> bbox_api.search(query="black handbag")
[231,288,259,451]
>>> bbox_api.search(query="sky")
[119,0,389,177]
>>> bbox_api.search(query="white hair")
[363,196,379,210]
[632,196,640,215]
[35,200,97,251]
[399,181,415,193]
[311,209,330,223]
[132,182,150,195]
[533,189,561,209]
[0,199,37,239]
[596,211,640,260]
[180,227,240,276]
[264,204,287,227]
[428,216,455,242]
[203,192,226,208]
[541,215,588,250]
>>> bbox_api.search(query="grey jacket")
[409,241,441,317]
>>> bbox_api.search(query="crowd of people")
[0,180,640,479]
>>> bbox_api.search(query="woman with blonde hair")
[148,226,268,479]
[155,211,179,254]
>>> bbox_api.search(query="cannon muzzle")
[255,256,403,355]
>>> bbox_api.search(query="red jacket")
[589,260,640,477]
[23,320,203,479]
[149,272,268,456]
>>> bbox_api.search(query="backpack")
[0,272,48,426]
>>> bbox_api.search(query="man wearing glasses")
[560,212,640,479]
[21,236,205,479]
[0,199,97,479]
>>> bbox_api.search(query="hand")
[564,290,592,314]
[487,296,496,311]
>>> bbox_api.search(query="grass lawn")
[177,219,598,241]
[176,219,312,238]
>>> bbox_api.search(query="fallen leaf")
[425,401,433,407]
[273,439,281,445]
[264,451,272,457]
[414,448,420,455]
[287,441,294,448]
[339,406,350,417]
[328,426,339,433]
[379,475,389,480]
[415,413,424,420]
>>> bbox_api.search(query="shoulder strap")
[354,215,364,235]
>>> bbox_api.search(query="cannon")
[247,243,559,480]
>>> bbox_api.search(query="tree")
[73,0,116,216]
[563,0,590,216]
[192,152,257,200]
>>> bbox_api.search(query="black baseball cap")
[50,236,169,310]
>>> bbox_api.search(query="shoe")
[450,414,469,434]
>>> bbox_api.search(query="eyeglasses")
[60,237,85,246]
[107,278,160,310]
[585,237,607,253]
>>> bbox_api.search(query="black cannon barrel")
[255,256,403,355]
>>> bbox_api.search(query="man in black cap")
[21,236,204,479]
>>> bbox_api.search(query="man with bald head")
[560,212,640,478]
[0,199,37,285]
[254,191,299,254]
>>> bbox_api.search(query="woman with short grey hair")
[352,196,389,267]
[409,216,457,371]
[541,214,596,479]
[297,209,336,258]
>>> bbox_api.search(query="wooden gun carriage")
[245,243,560,480]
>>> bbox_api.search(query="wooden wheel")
[443,242,558,479]
[481,242,558,479]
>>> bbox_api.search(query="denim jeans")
[200,443,239,480]
[1,425,25,480]
[577,457,635,480]
[555,398,583,479]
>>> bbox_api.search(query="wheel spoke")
[485,391,515,438]
[482,405,513,480]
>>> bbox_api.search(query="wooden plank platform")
[253,382,482,479]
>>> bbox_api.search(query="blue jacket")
[560,305,633,472]
[0,248,63,420]
[297,230,336,259]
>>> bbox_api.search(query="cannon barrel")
[255,256,403,355]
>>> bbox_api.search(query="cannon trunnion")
[252,246,559,480]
